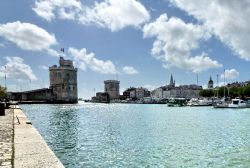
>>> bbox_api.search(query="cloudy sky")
[0,0,250,98]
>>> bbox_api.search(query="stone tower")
[208,76,214,89]
[104,80,120,100]
[49,57,78,103]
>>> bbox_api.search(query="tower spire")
[170,74,174,87]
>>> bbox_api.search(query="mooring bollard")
[0,102,5,116]
[5,102,10,109]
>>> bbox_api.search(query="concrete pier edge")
[14,105,64,168]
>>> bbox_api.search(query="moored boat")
[187,98,213,106]
[213,98,229,108]
[228,99,246,108]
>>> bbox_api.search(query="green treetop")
[0,85,6,98]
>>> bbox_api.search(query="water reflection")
[47,105,80,167]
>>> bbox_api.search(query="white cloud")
[169,0,250,61]
[0,21,57,54]
[33,0,150,31]
[221,69,239,80]
[122,66,139,75]
[143,14,222,73]
[46,48,62,57]
[58,8,76,20]
[68,47,118,74]
[0,57,37,81]
[79,0,150,31]
[33,1,55,21]
[39,65,48,70]
[33,0,81,21]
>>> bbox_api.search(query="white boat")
[187,98,199,106]
[195,98,213,106]
[228,99,246,108]
[187,98,212,106]
[213,98,229,108]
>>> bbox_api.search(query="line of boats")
[168,98,250,108]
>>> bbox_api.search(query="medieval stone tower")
[104,80,120,100]
[49,57,78,103]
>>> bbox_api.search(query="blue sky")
[0,0,250,98]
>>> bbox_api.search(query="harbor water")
[20,103,250,167]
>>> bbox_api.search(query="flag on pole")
[60,48,64,53]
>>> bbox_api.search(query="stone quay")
[0,106,64,168]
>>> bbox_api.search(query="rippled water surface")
[20,103,250,167]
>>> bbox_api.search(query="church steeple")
[169,74,175,87]
[208,76,213,89]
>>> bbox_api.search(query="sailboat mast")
[217,74,219,98]
[196,73,198,85]
[4,66,7,90]
[223,69,226,98]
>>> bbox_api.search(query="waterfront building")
[136,87,150,99]
[151,74,202,99]
[123,87,150,100]
[151,74,176,99]
[164,85,202,99]
[208,76,214,89]
[49,57,78,103]
[123,87,136,100]
[104,80,120,100]
[94,92,110,103]
[227,81,250,88]
[151,87,164,99]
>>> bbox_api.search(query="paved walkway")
[14,107,64,168]
[0,108,14,168]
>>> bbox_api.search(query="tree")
[243,85,250,97]
[0,85,6,99]
[199,89,215,97]
[218,87,226,97]
[228,87,240,98]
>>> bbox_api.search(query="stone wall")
[8,88,55,102]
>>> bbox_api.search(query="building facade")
[104,80,120,100]
[123,87,150,100]
[151,74,202,99]
[164,85,202,99]
[123,87,136,100]
[49,57,78,103]
[95,92,110,103]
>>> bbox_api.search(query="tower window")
[57,72,61,78]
